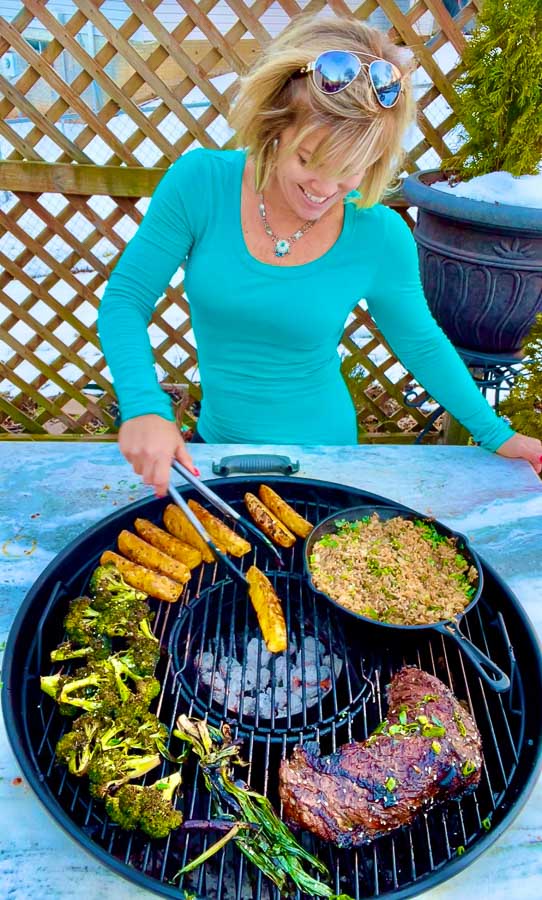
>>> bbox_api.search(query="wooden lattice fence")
[0,0,480,441]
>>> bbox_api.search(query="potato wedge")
[258,485,312,538]
[163,504,214,563]
[134,518,202,569]
[187,499,251,557]
[100,551,183,603]
[244,493,296,548]
[246,565,287,653]
[117,530,190,584]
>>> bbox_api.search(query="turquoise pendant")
[274,239,290,257]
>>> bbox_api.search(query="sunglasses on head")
[296,49,403,109]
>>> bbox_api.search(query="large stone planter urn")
[403,170,542,353]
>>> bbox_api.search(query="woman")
[98,14,542,496]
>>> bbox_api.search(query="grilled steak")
[278,667,482,846]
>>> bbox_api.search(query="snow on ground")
[434,171,542,208]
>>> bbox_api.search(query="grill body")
[3,476,542,899]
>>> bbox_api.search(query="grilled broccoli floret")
[95,597,153,639]
[88,564,147,607]
[87,749,161,798]
[138,773,183,838]
[137,676,161,705]
[41,648,161,717]
[55,709,168,781]
[107,773,183,838]
[40,662,127,715]
[99,710,168,755]
[104,792,141,830]
[108,650,161,701]
[124,618,160,676]
[137,618,159,644]
[50,634,112,663]
[125,635,161,677]
[63,597,101,644]
[55,714,102,775]
[63,588,154,646]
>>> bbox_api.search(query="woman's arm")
[365,208,515,452]
[98,150,204,423]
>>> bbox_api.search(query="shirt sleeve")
[97,150,205,423]
[364,207,515,452]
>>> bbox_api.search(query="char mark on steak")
[278,667,482,847]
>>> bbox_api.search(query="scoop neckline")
[234,150,355,277]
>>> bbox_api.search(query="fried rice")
[309,514,478,625]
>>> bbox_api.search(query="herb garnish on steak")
[278,668,482,846]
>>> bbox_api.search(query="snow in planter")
[433,171,542,209]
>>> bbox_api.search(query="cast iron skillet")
[304,504,510,693]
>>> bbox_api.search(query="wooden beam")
[0,160,412,205]
[0,432,118,442]
[0,159,166,196]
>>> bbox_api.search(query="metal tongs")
[168,460,283,586]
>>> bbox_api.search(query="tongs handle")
[171,459,284,567]
[168,483,247,586]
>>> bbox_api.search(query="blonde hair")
[229,15,416,208]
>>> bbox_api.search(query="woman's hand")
[496,433,542,475]
[118,414,199,497]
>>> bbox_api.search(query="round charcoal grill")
[3,476,542,900]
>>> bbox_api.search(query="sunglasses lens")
[369,60,401,108]
[313,51,361,94]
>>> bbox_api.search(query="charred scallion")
[173,716,353,900]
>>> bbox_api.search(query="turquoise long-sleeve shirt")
[98,148,514,450]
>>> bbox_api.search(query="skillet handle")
[434,621,510,692]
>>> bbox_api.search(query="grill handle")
[212,454,300,476]
[434,621,511,692]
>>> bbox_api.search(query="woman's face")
[272,125,364,221]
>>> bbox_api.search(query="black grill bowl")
[3,476,542,900]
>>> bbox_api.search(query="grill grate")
[4,476,542,900]
[170,571,374,742]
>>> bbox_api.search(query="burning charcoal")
[238,696,257,717]
[302,636,325,661]
[218,656,241,680]
[317,665,332,690]
[258,689,273,720]
[210,673,226,705]
[291,663,320,688]
[323,654,343,678]
[195,650,215,673]
[272,686,288,714]
[224,667,242,695]
[242,664,257,691]
[290,665,303,690]
[287,634,298,655]
[305,682,320,701]
[272,655,288,686]
[246,636,271,667]
[198,631,337,721]
[243,664,270,691]
[226,684,242,712]
[226,678,242,702]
